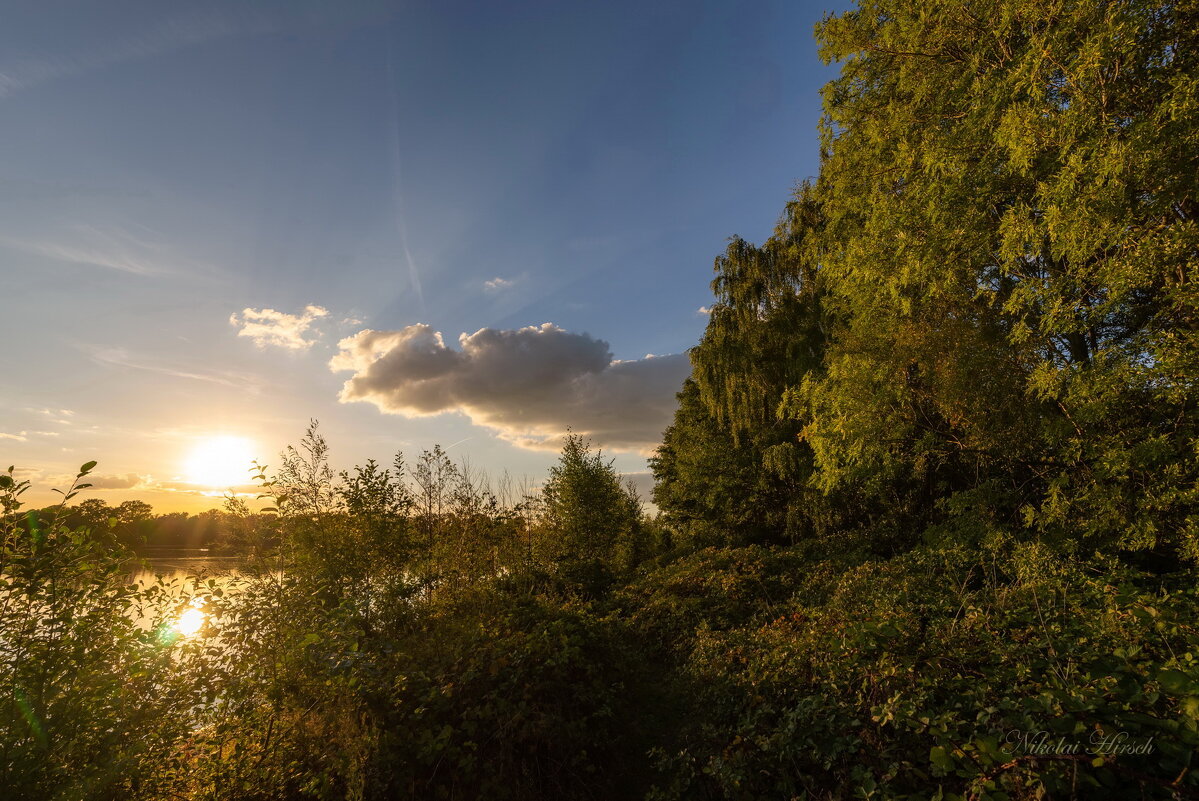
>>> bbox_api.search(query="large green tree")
[655,0,1199,559]
[655,188,846,546]
[792,0,1199,557]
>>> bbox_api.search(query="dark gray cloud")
[330,323,689,453]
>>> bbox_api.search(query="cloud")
[0,430,64,442]
[31,408,74,418]
[483,276,516,293]
[84,473,146,490]
[54,471,257,496]
[230,305,329,350]
[697,305,712,315]
[0,225,184,276]
[152,480,260,496]
[86,345,261,389]
[0,10,270,101]
[330,323,690,453]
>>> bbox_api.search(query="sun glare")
[184,435,256,489]
[174,605,206,637]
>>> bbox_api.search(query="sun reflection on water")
[173,603,206,637]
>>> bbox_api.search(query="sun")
[184,435,256,489]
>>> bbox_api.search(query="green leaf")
[1158,669,1194,696]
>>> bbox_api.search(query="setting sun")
[184,435,256,489]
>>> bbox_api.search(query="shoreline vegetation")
[4,0,1199,798]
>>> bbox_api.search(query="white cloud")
[330,323,690,453]
[230,305,329,350]
[697,305,712,315]
[483,276,516,293]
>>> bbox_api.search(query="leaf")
[1157,669,1194,696]
[930,745,954,771]
[79,460,97,473]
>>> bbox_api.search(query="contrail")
[385,35,426,314]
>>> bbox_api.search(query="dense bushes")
[641,543,1199,800]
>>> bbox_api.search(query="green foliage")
[657,0,1199,560]
[645,543,1199,800]
[0,464,200,800]
[794,0,1199,557]
[540,432,644,571]
[651,380,795,547]
[365,597,657,800]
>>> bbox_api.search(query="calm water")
[130,551,247,634]
[134,553,246,583]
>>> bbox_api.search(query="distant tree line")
[31,498,275,554]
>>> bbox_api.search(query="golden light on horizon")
[184,435,256,489]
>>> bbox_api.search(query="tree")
[541,433,642,569]
[657,190,836,547]
[796,0,1199,557]
[113,499,154,547]
[409,445,458,594]
[72,498,112,533]
[652,380,789,548]
[0,465,198,797]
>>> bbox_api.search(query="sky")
[0,0,847,513]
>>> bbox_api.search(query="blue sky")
[0,0,847,510]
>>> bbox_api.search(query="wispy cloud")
[0,224,195,276]
[0,10,271,101]
[30,408,74,418]
[230,305,329,350]
[0,431,28,442]
[85,345,260,389]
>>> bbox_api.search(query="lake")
[129,550,248,635]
